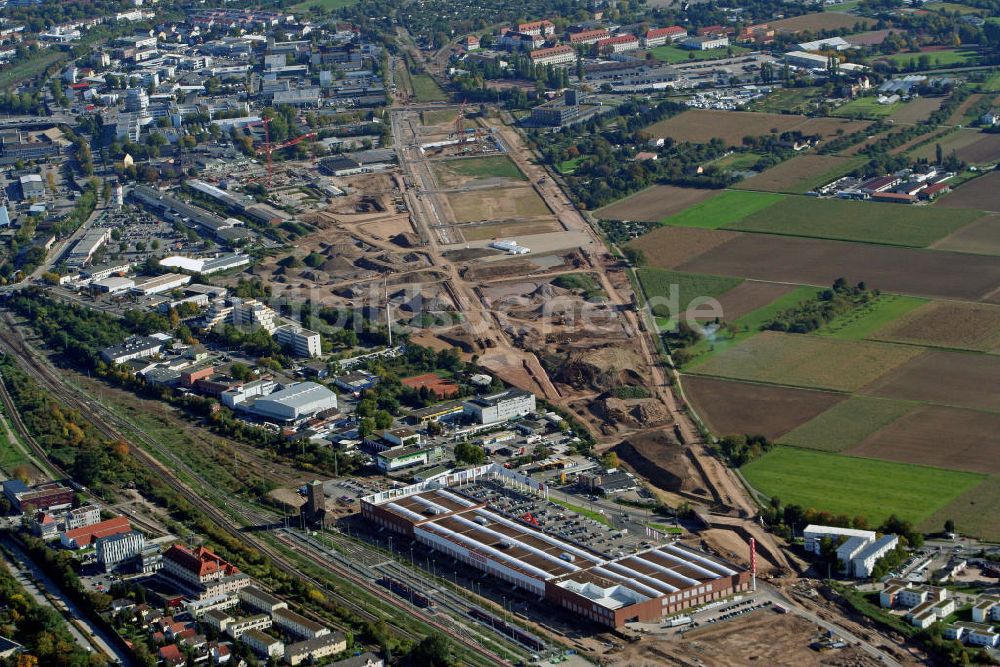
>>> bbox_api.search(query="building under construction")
[361,464,750,628]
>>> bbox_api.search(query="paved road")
[0,535,132,665]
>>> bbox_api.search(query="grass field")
[636,268,742,316]
[924,1,979,12]
[289,0,357,11]
[742,447,985,525]
[710,152,763,171]
[557,157,584,174]
[661,191,785,229]
[421,109,458,126]
[818,294,929,339]
[650,45,748,63]
[689,331,923,392]
[981,72,1000,93]
[724,196,981,247]
[753,88,824,114]
[875,48,979,69]
[0,50,68,90]
[832,97,902,119]
[431,156,524,187]
[445,186,549,222]
[551,497,611,526]
[410,74,448,102]
[917,476,1000,541]
[780,397,914,452]
[0,412,29,473]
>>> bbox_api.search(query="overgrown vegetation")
[765,278,878,334]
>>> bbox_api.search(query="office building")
[97,530,146,572]
[274,324,322,357]
[463,388,536,425]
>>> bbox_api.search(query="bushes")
[765,278,877,334]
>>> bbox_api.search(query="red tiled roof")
[569,29,609,42]
[529,44,574,59]
[159,644,182,661]
[164,544,240,578]
[597,34,639,46]
[62,516,131,547]
[646,26,685,38]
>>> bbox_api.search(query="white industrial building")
[683,35,728,50]
[463,388,536,425]
[93,276,135,294]
[131,272,192,296]
[249,382,338,422]
[489,239,530,255]
[784,50,831,71]
[100,336,164,364]
[274,323,322,357]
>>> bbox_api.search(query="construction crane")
[265,132,318,154]
[453,100,467,138]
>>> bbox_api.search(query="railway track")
[0,319,512,663]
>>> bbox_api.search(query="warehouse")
[249,382,338,422]
[361,466,748,628]
[131,273,192,296]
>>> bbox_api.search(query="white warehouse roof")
[249,382,337,421]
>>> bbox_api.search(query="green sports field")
[780,397,915,452]
[875,48,979,69]
[290,0,358,12]
[817,294,929,339]
[661,191,785,229]
[432,156,524,183]
[650,45,748,63]
[742,447,986,525]
[724,197,980,247]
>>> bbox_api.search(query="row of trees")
[765,278,878,334]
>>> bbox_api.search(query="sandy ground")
[608,612,882,667]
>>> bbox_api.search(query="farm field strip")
[868,300,1000,352]
[644,109,870,147]
[659,190,785,229]
[687,330,924,392]
[683,376,846,442]
[780,396,915,452]
[595,185,718,222]
[734,155,864,194]
[722,196,982,247]
[741,446,985,526]
[817,294,929,340]
[635,268,742,315]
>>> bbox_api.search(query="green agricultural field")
[924,1,979,12]
[917,476,1000,541]
[742,447,985,525]
[818,294,929,339]
[650,45,748,63]
[832,97,902,119]
[688,331,923,392]
[660,190,785,229]
[724,196,981,247]
[781,397,915,452]
[636,268,742,316]
[876,48,979,69]
[683,286,818,365]
[411,74,448,102]
[753,87,824,114]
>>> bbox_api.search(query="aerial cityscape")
[0,0,997,664]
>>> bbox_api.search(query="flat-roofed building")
[802,525,875,554]
[361,464,749,628]
[249,382,338,422]
[463,388,536,425]
[225,614,271,639]
[274,324,321,358]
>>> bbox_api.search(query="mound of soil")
[392,232,421,248]
[613,431,701,495]
[600,397,672,428]
[552,345,644,391]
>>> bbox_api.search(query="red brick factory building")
[361,465,750,628]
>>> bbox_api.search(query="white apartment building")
[274,323,322,357]
[96,530,145,571]
[241,628,284,658]
[272,607,329,640]
[225,614,272,639]
[64,504,101,530]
